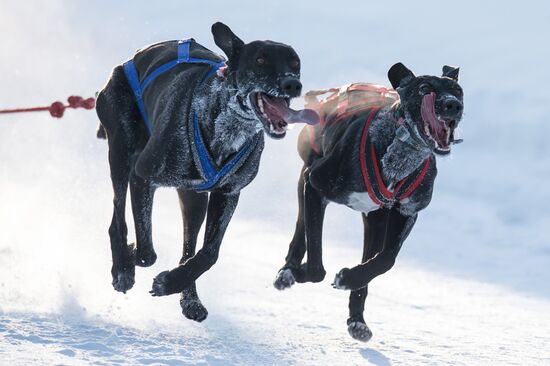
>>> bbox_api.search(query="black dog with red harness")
[273,63,464,341]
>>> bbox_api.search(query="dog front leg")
[150,191,240,296]
[177,189,209,322]
[347,209,388,342]
[333,209,417,291]
[134,116,176,180]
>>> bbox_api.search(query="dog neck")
[377,103,433,184]
[193,75,261,166]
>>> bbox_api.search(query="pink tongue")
[420,93,438,126]
[262,95,320,125]
[420,92,447,146]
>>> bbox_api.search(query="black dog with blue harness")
[95,22,318,322]
[123,38,254,191]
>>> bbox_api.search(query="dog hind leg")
[274,165,308,290]
[96,66,142,293]
[177,189,209,322]
[280,168,328,284]
[296,169,328,283]
[106,142,135,293]
[130,172,157,267]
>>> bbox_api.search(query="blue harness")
[123,39,253,191]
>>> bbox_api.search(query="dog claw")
[111,245,136,293]
[273,268,296,290]
[348,321,373,342]
[150,270,170,296]
[112,269,135,293]
[332,268,350,290]
[180,296,209,322]
[305,265,326,283]
[135,245,157,267]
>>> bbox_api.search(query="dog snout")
[443,98,463,117]
[280,77,302,97]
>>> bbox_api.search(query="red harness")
[305,84,431,208]
[359,107,431,208]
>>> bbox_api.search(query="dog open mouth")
[420,92,458,154]
[250,92,319,139]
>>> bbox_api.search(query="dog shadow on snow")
[359,348,392,366]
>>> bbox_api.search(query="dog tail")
[96,124,107,139]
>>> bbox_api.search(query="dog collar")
[392,102,405,123]
[391,102,431,152]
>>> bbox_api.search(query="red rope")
[0,95,95,118]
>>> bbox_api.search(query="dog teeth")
[423,122,438,145]
[258,95,264,113]
[424,123,431,137]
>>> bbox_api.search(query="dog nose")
[280,77,302,97]
[444,99,463,116]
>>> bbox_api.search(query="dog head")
[388,63,464,155]
[212,22,318,139]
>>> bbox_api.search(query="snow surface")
[1,1,549,365]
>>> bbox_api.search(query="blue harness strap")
[123,60,153,133]
[123,39,226,134]
[123,39,251,191]
[192,112,252,191]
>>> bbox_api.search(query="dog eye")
[290,59,300,69]
[419,83,432,94]
[256,57,266,65]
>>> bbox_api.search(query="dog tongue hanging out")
[252,93,319,135]
[273,63,464,342]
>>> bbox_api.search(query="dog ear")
[442,65,460,81]
[212,22,245,64]
[388,63,416,89]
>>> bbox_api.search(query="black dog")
[273,63,463,341]
[96,22,318,321]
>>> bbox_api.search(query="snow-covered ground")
[1,1,549,365]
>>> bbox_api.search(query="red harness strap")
[309,105,371,156]
[359,108,384,206]
[359,107,431,208]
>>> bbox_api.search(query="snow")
[1,0,549,365]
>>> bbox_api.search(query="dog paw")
[332,268,351,290]
[273,268,296,290]
[111,267,135,293]
[348,321,373,342]
[180,297,209,322]
[135,245,157,267]
[149,271,171,296]
[306,265,326,283]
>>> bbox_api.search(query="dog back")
[303,83,399,156]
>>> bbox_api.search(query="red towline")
[0,95,95,118]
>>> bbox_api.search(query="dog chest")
[344,192,380,213]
